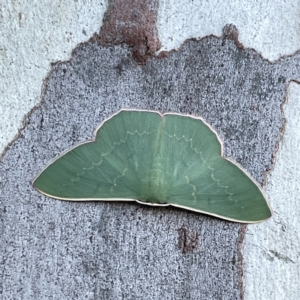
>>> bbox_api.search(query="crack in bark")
[178,227,200,254]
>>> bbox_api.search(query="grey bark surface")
[1,27,300,299]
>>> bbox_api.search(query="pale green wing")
[33,109,272,223]
[33,110,161,200]
[160,114,271,222]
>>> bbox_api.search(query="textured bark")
[1,25,300,299]
[98,0,161,63]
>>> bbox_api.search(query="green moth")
[33,109,272,223]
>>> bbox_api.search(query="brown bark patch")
[98,0,161,64]
[222,23,244,49]
[178,227,200,254]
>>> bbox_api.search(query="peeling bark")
[2,20,300,298]
[98,0,161,63]
[222,24,244,49]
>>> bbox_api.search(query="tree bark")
[1,7,300,299]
